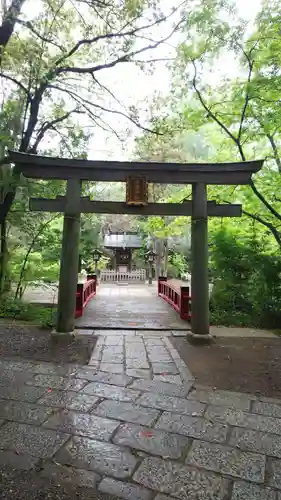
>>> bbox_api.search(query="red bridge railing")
[158,277,191,321]
[75,274,97,318]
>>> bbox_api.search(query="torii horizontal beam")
[9,150,263,185]
[30,197,242,217]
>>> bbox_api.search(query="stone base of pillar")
[186,332,214,345]
[51,329,75,338]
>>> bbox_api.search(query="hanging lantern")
[126,176,148,206]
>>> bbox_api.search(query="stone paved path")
[75,284,187,330]
[1,330,281,499]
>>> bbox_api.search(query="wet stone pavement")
[1,333,281,499]
[75,284,187,330]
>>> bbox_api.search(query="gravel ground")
[0,467,121,500]
[172,335,281,398]
[0,325,96,364]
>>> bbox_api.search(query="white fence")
[100,269,146,283]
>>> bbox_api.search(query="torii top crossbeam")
[9,151,263,185]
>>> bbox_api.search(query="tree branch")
[31,108,83,152]
[49,83,162,135]
[16,18,64,51]
[222,198,281,248]
[191,59,281,221]
[249,179,281,221]
[56,20,183,75]
[0,72,32,102]
[54,14,173,67]
[191,60,239,147]
[267,133,281,174]
[242,208,281,248]
[237,53,254,141]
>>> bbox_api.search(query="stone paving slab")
[126,359,150,369]
[134,456,230,500]
[252,400,281,419]
[0,369,35,384]
[39,462,101,488]
[137,391,206,415]
[0,421,68,458]
[156,411,228,443]
[0,383,46,402]
[37,389,99,411]
[94,400,160,426]
[186,441,266,483]
[151,363,179,375]
[130,379,192,397]
[269,458,281,489]
[189,387,253,411]
[100,363,125,374]
[113,422,190,459]
[27,374,88,391]
[43,409,119,440]
[153,374,182,384]
[76,370,132,387]
[229,426,281,459]
[126,368,151,379]
[27,363,79,376]
[102,354,124,363]
[205,405,281,435]
[154,495,176,500]
[83,382,140,402]
[231,481,277,500]
[55,436,138,478]
[98,477,153,500]
[0,399,54,425]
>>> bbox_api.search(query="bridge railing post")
[75,283,84,318]
[87,274,97,293]
[180,285,191,320]
[158,276,167,295]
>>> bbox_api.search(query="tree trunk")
[155,238,162,280]
[163,239,168,276]
[0,219,9,295]
[0,0,26,56]
[14,215,59,299]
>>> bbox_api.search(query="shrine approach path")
[75,283,187,330]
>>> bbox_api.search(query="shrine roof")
[104,233,142,249]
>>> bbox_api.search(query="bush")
[209,229,281,328]
[168,252,187,278]
[0,296,54,328]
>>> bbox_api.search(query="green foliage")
[210,229,281,328]
[0,296,54,328]
[168,252,187,278]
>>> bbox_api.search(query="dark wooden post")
[148,262,152,285]
[56,179,81,334]
[155,238,161,280]
[78,254,82,273]
[87,274,97,293]
[158,276,167,295]
[191,182,210,338]
[180,285,191,320]
[75,283,84,318]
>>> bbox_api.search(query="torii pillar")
[56,179,81,333]
[191,182,209,338]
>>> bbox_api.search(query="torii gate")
[9,151,263,340]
